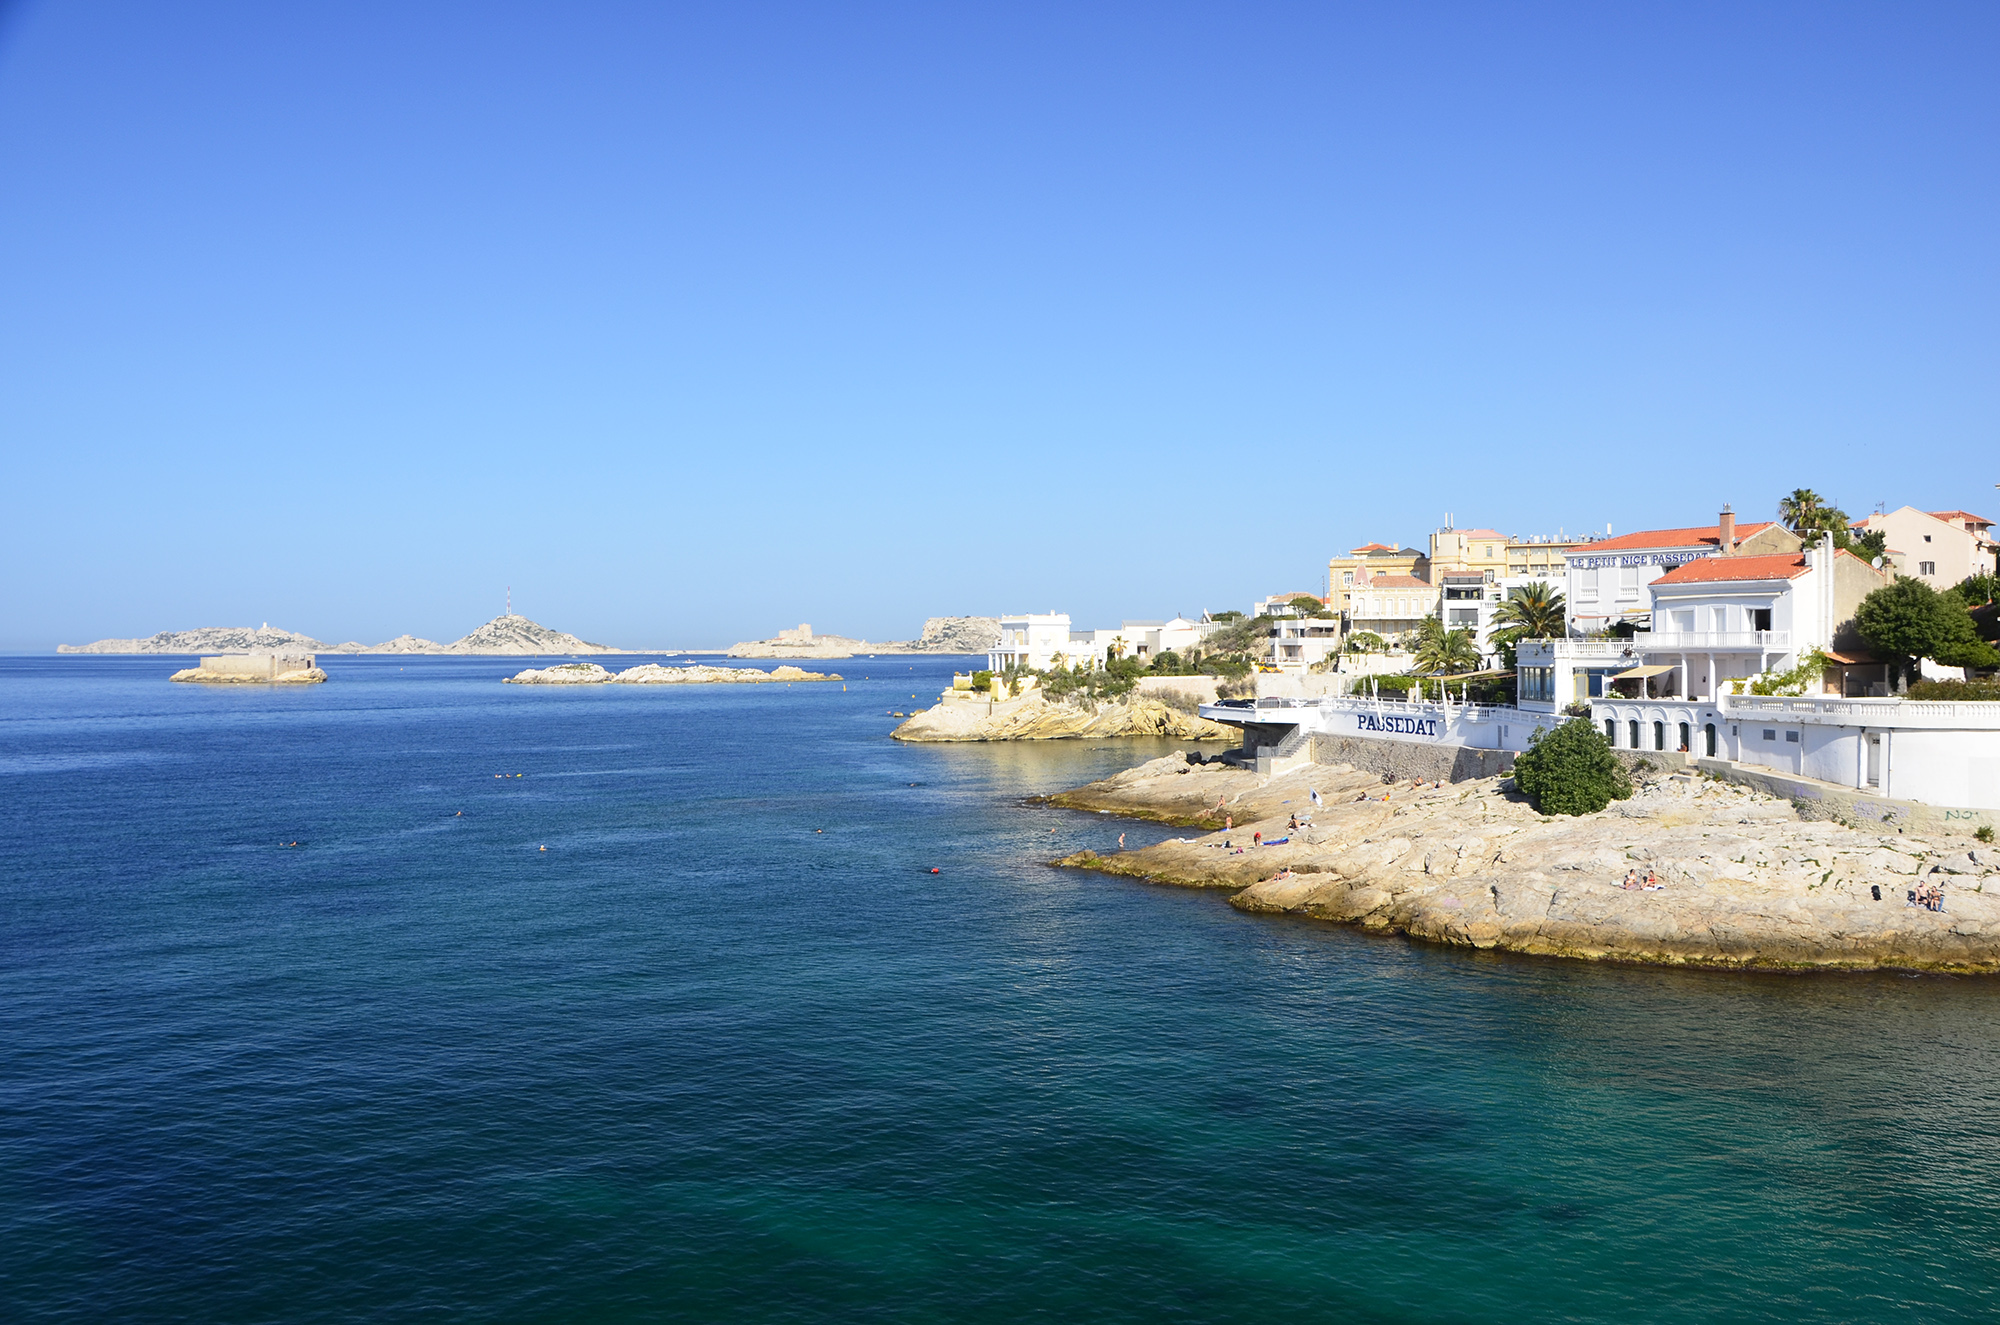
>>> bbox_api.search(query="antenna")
[507,586,512,617]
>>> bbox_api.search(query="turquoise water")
[3,653,1999,1321]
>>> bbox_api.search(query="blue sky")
[2,3,1995,650]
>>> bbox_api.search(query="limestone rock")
[1051,759,2000,972]
[892,693,1234,743]
[503,663,617,684]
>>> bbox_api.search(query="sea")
[4,652,1999,1322]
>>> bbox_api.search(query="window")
[1629,720,1641,748]
[1704,723,1717,757]
[1924,534,1933,542]
[1342,572,1353,585]
[1484,546,1494,558]
[1919,561,1936,576]
[1679,722,1691,753]
[1580,569,1600,602]
[1605,718,1617,745]
[1712,606,1729,632]
[1752,608,1772,632]
[1448,609,1478,626]
[1520,667,1554,703]
[1785,730,1801,743]
[1653,721,1665,751]
[1619,567,1641,597]
[1762,729,1777,741]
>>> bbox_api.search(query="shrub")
[1907,679,2000,702]
[1512,718,1633,816]
[971,670,992,692]
[1978,825,1995,845]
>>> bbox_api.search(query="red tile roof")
[1652,553,1809,585]
[1361,575,1433,589]
[1585,521,1776,553]
[1349,542,1400,553]
[1930,510,1994,527]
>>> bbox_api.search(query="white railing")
[1636,630,1790,651]
[1722,695,2000,727]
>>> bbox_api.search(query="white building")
[1263,616,1343,671]
[1563,508,1794,634]
[1520,534,1889,711]
[988,614,1211,673]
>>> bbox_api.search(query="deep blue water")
[4,653,2000,1322]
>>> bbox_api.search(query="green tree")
[1345,631,1385,654]
[1512,718,1633,816]
[1851,527,1888,561]
[1856,577,2000,687]
[1288,595,1332,618]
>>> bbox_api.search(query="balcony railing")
[1635,630,1790,651]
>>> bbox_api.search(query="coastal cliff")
[1051,754,2000,972]
[892,691,1234,742]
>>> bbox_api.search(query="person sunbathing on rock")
[1622,869,1640,890]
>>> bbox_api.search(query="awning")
[1612,664,1676,678]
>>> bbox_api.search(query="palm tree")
[1778,488,1827,533]
[1491,581,1567,640]
[1414,621,1481,673]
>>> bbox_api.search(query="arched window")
[1629,719,1641,748]
[1653,721,1665,751]
[1604,718,1617,745]
[1678,722,1690,753]
[1704,723,1717,757]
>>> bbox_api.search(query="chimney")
[1719,504,1737,556]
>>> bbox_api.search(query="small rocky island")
[170,653,326,685]
[505,662,840,685]
[1050,753,2000,973]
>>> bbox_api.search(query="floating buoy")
[929,867,940,874]
[539,845,547,851]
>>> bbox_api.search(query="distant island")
[62,612,1002,658]
[727,617,998,659]
[61,614,625,657]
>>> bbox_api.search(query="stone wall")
[199,653,316,678]
[1311,734,1517,784]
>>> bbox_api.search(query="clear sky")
[2,3,1995,650]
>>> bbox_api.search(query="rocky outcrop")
[170,665,326,685]
[361,635,447,654]
[505,662,840,685]
[879,617,1000,654]
[1051,755,2000,972]
[892,691,1235,742]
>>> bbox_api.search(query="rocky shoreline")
[505,662,840,685]
[1050,753,2000,973]
[893,691,1234,742]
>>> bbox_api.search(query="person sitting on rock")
[1622,869,1640,890]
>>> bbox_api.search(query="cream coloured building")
[1853,506,1995,590]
